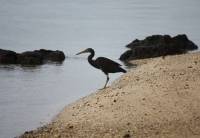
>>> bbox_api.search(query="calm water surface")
[0,0,200,137]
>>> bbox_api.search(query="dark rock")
[69,125,74,129]
[130,45,184,60]
[123,134,131,138]
[17,51,43,65]
[0,49,18,64]
[139,35,172,48]
[0,49,65,65]
[126,39,141,48]
[120,34,198,60]
[34,49,65,61]
[119,50,133,60]
[172,34,198,50]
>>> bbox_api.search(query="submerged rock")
[119,50,133,61]
[34,49,65,61]
[0,49,65,65]
[0,49,18,64]
[120,34,198,60]
[17,51,43,65]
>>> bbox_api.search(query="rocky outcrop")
[34,49,65,61]
[17,51,43,65]
[0,49,18,64]
[120,34,198,60]
[0,49,65,65]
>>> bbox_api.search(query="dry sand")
[20,52,200,138]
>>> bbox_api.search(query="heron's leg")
[99,74,109,90]
[104,74,109,88]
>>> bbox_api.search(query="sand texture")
[20,52,200,138]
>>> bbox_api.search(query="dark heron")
[76,48,126,89]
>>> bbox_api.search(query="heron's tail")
[120,68,126,73]
[122,69,126,73]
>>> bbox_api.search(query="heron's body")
[90,57,126,73]
[76,48,126,89]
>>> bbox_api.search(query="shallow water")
[0,0,200,137]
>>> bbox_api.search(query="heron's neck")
[88,52,99,69]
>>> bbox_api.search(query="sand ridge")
[20,52,200,138]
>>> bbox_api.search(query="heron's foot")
[99,86,110,90]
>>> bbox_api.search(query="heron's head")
[76,48,93,55]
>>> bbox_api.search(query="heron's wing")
[96,57,121,66]
[95,57,123,73]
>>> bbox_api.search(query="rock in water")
[0,49,65,65]
[0,49,18,64]
[120,34,198,60]
[17,51,43,65]
[34,49,65,61]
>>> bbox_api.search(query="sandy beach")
[20,52,200,138]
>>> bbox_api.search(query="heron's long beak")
[76,50,86,55]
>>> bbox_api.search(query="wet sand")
[20,52,200,138]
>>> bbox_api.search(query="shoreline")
[20,52,200,138]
